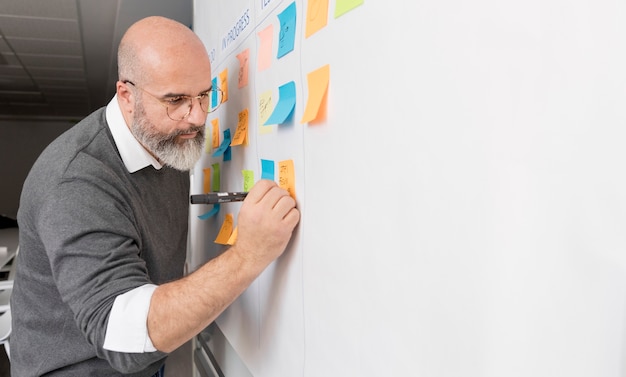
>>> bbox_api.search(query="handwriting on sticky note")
[258,90,273,134]
[219,69,228,103]
[277,2,297,58]
[301,64,330,124]
[242,170,254,192]
[265,81,296,125]
[278,159,296,199]
[236,49,250,88]
[215,214,234,244]
[257,24,273,71]
[211,118,220,149]
[231,108,249,146]
[306,0,328,38]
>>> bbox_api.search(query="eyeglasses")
[123,80,223,121]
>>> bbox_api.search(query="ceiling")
[0,0,192,122]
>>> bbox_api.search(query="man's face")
[130,95,206,171]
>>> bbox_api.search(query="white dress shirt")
[102,95,162,353]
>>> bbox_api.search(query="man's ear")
[116,81,134,114]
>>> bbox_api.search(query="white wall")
[190,1,626,376]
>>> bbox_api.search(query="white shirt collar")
[105,95,163,173]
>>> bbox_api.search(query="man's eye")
[166,97,185,106]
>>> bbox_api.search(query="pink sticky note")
[257,24,273,71]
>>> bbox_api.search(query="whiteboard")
[188,0,626,376]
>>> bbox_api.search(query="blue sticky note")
[261,159,275,180]
[264,81,296,125]
[277,2,296,58]
[212,77,219,108]
[224,146,232,162]
[198,204,220,220]
[212,129,231,157]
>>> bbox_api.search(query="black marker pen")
[190,192,248,204]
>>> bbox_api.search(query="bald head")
[117,16,210,86]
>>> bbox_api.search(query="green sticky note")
[242,170,254,192]
[334,0,363,18]
[211,163,221,192]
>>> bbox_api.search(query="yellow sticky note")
[219,69,228,103]
[215,214,234,245]
[242,170,254,192]
[335,0,364,18]
[301,64,330,124]
[305,0,329,38]
[211,118,220,149]
[203,168,211,193]
[258,90,273,135]
[236,49,250,88]
[230,108,249,146]
[257,24,273,71]
[227,227,238,245]
[278,159,296,199]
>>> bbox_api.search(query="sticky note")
[231,109,249,146]
[211,77,220,108]
[198,204,220,220]
[301,64,330,124]
[236,49,250,88]
[242,170,254,192]
[257,24,273,71]
[277,2,297,58]
[211,118,220,149]
[261,159,275,180]
[278,159,296,199]
[212,129,231,157]
[224,145,232,162]
[265,81,296,125]
[211,163,220,191]
[219,69,228,103]
[335,0,364,18]
[215,213,234,244]
[203,168,211,193]
[305,0,329,38]
[258,90,273,134]
[227,227,238,245]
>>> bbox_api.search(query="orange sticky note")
[215,214,234,245]
[203,168,211,193]
[301,64,330,124]
[236,49,250,88]
[278,159,296,199]
[230,108,249,146]
[227,227,238,245]
[211,118,220,149]
[219,69,228,103]
[305,0,329,38]
[257,24,273,71]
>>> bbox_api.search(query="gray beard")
[130,105,205,171]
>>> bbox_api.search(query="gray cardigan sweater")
[11,107,189,376]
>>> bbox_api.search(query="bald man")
[10,16,299,377]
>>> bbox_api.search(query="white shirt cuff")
[103,284,158,353]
